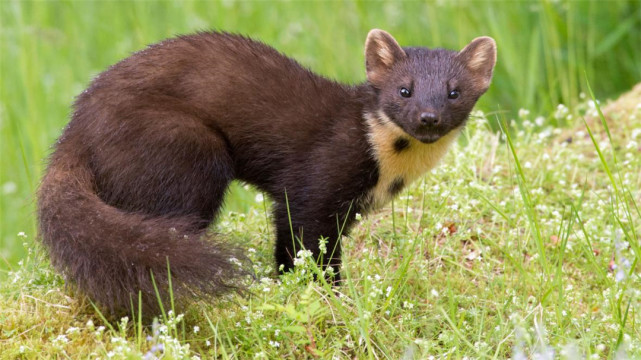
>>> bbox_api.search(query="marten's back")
[66,32,364,186]
[74,32,357,144]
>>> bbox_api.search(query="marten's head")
[364,29,496,144]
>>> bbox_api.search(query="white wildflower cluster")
[293,249,313,267]
[518,108,530,120]
[625,139,638,150]
[228,256,243,268]
[259,276,274,293]
[51,334,69,349]
[107,336,139,359]
[366,274,385,300]
[318,236,327,255]
[323,265,336,278]
[585,99,600,118]
[142,312,193,360]
[554,104,570,121]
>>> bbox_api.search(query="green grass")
[1,0,641,358]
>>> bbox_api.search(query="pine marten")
[37,29,496,313]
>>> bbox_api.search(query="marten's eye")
[399,87,411,98]
[448,90,460,99]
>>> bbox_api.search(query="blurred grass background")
[1,0,640,271]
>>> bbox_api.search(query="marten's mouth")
[410,121,464,144]
[412,127,451,144]
[416,133,444,144]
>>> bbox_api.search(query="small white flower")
[318,237,327,255]
[535,116,545,126]
[554,104,569,120]
[296,249,312,258]
[66,327,80,335]
[626,140,638,150]
[518,108,530,119]
[193,326,200,334]
[2,182,17,195]
[293,249,313,267]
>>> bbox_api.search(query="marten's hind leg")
[88,105,234,227]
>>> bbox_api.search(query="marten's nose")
[420,112,439,126]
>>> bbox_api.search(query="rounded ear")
[364,29,407,86]
[457,36,497,91]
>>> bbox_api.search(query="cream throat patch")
[364,110,461,210]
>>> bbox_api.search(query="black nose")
[420,112,439,126]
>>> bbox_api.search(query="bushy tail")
[37,151,247,315]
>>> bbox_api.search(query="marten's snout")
[419,111,440,126]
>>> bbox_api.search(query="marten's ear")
[365,29,407,86]
[457,36,497,91]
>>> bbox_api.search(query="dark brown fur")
[38,30,495,314]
